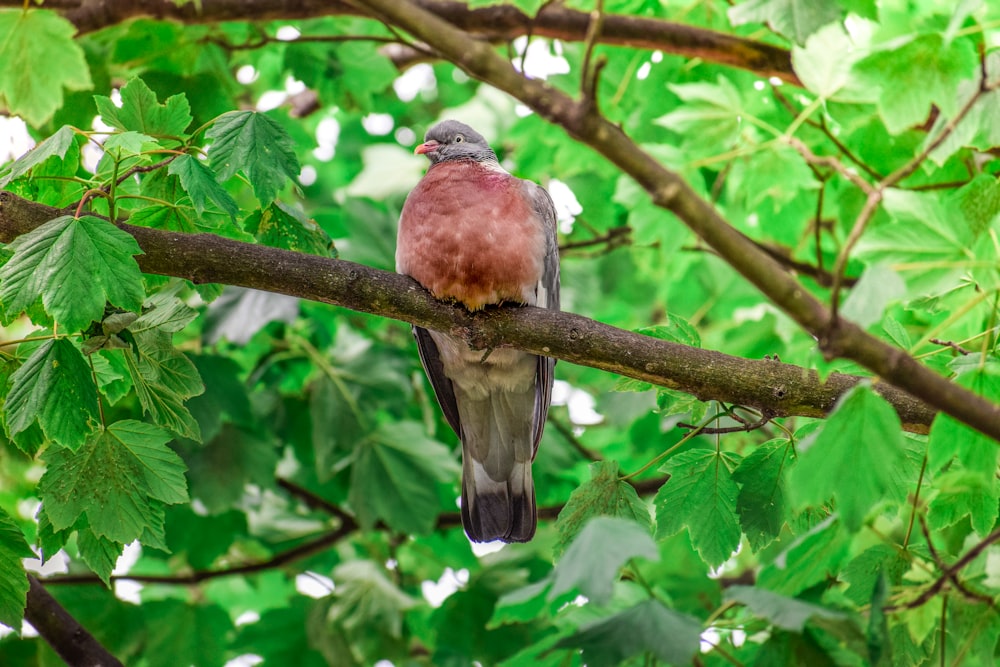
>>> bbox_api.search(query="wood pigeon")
[396,120,560,542]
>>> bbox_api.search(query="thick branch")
[354,0,1000,442]
[15,0,798,84]
[0,192,935,432]
[23,575,125,666]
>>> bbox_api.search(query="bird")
[396,120,560,543]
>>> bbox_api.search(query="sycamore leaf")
[554,460,653,556]
[0,215,144,332]
[39,431,152,543]
[549,516,658,606]
[38,421,184,546]
[791,23,860,98]
[6,338,100,451]
[328,561,415,637]
[77,529,123,587]
[94,77,192,138]
[655,448,742,567]
[852,34,977,134]
[733,439,795,552]
[142,600,233,667]
[841,544,910,606]
[349,421,459,534]
[0,125,78,186]
[758,517,849,595]
[184,424,278,513]
[0,508,32,629]
[207,110,301,204]
[728,0,842,45]
[788,384,906,532]
[0,10,92,126]
[167,154,239,220]
[107,420,189,505]
[244,202,335,256]
[124,330,204,440]
[554,599,701,667]
[928,470,1000,537]
[725,585,848,631]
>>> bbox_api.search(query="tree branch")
[23,575,126,666]
[353,0,1000,442]
[11,0,799,84]
[0,191,936,433]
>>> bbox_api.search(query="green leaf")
[0,125,77,186]
[94,77,192,138]
[327,560,415,637]
[124,331,204,440]
[0,507,32,629]
[840,263,906,329]
[0,9,92,126]
[635,315,701,348]
[553,599,701,667]
[0,215,144,332]
[349,421,459,534]
[549,516,659,606]
[184,424,278,513]
[928,361,1000,490]
[852,34,977,134]
[142,600,233,667]
[841,544,910,607]
[39,431,152,544]
[728,0,842,44]
[554,461,653,555]
[207,110,301,204]
[927,470,1000,537]
[758,517,850,595]
[791,23,860,98]
[107,420,189,505]
[167,154,239,220]
[656,77,743,149]
[726,585,847,631]
[245,202,335,256]
[6,338,100,451]
[77,529,123,587]
[788,384,906,532]
[655,448,742,567]
[733,439,795,552]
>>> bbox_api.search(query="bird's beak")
[414,140,440,155]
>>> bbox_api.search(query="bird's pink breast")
[397,161,546,310]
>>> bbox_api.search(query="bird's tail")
[457,387,537,543]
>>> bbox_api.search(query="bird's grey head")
[415,120,497,165]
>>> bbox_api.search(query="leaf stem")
[620,418,709,481]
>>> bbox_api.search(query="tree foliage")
[0,0,999,665]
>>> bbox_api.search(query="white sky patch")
[276,25,301,41]
[256,90,287,112]
[452,68,470,84]
[363,113,394,136]
[296,570,335,598]
[552,380,603,426]
[636,61,652,80]
[547,178,582,234]
[754,80,766,90]
[24,549,69,577]
[514,104,533,117]
[652,50,663,63]
[313,116,340,161]
[225,656,264,667]
[769,76,783,86]
[393,63,437,103]
[421,567,469,607]
[236,65,258,85]
[235,610,261,627]
[512,37,571,79]
[0,116,33,163]
[299,164,317,186]
[395,126,417,146]
[470,539,506,557]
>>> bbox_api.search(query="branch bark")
[0,191,936,433]
[8,0,799,84]
[23,575,126,667]
[353,0,1000,442]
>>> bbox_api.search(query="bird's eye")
[454,134,465,143]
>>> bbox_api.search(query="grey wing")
[526,181,561,453]
[412,326,462,437]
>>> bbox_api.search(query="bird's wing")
[412,325,462,437]
[525,180,561,453]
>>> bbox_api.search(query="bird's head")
[415,120,497,165]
